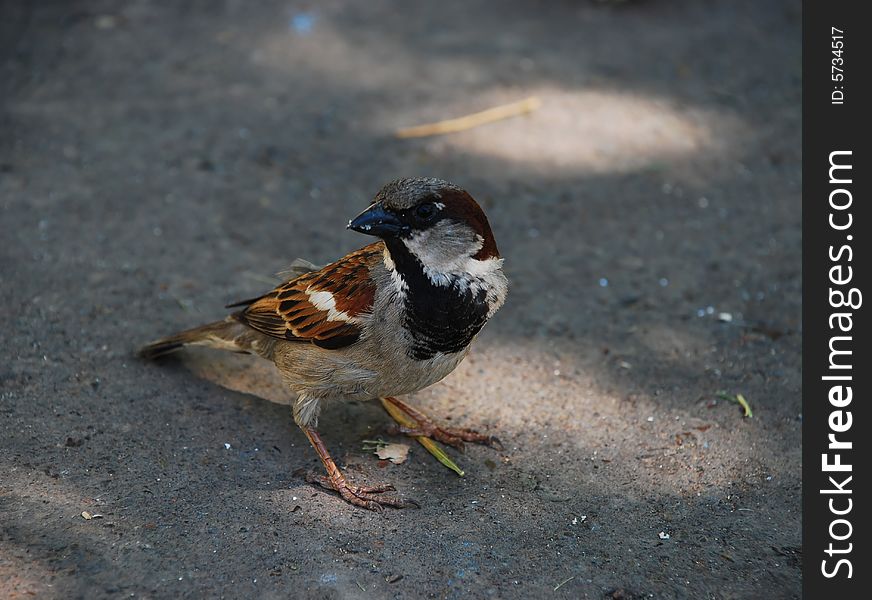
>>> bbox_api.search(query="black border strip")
[803,1,869,595]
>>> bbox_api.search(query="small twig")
[553,575,575,591]
[355,581,366,592]
[395,96,541,139]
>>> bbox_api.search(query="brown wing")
[231,243,382,350]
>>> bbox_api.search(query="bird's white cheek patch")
[464,256,503,278]
[383,248,409,297]
[305,289,358,323]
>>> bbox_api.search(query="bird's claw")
[387,423,500,452]
[297,469,415,511]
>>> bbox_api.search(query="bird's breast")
[401,282,490,360]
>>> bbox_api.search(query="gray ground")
[1,1,802,598]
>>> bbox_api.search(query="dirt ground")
[1,1,802,598]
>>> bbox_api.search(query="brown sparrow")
[140,178,508,509]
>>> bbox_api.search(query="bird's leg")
[382,396,501,451]
[300,426,414,510]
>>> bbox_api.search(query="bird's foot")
[299,470,417,511]
[382,396,502,452]
[300,425,417,510]
[388,423,501,451]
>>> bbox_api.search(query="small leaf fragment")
[375,443,410,464]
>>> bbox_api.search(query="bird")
[139,177,508,509]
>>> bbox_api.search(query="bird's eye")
[415,202,438,221]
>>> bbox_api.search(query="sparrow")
[139,177,508,509]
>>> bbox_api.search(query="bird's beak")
[347,203,410,237]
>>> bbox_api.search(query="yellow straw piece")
[395,96,541,139]
[735,394,753,418]
[717,391,753,418]
[379,397,465,477]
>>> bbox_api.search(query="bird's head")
[348,178,500,272]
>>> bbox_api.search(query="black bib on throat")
[384,239,490,360]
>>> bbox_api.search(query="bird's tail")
[139,317,266,360]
